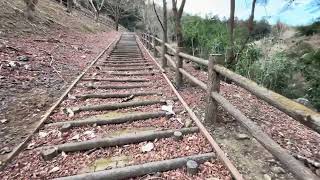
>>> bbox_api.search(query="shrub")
[297,20,320,36]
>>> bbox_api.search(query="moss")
[106,127,157,137]
[87,155,132,172]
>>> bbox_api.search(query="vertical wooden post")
[205,54,222,123]
[175,47,183,88]
[142,33,145,45]
[161,41,167,68]
[148,33,152,50]
[152,34,158,57]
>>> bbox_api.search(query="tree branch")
[153,0,164,32]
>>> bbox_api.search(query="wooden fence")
[140,32,320,180]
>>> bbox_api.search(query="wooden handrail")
[141,33,320,134]
[178,67,319,180]
[140,32,320,180]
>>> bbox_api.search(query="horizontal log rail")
[141,33,320,134]
[140,32,320,180]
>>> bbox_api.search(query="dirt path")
[0,33,235,180]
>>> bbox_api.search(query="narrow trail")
[0,33,233,179]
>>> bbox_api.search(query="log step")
[54,153,215,180]
[109,72,155,76]
[75,91,161,99]
[81,78,150,82]
[85,84,150,89]
[101,67,153,71]
[102,60,149,64]
[48,111,169,127]
[100,63,153,67]
[68,99,166,114]
[48,127,199,152]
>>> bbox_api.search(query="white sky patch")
[153,0,319,25]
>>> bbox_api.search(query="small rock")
[263,174,272,180]
[16,55,29,62]
[271,166,285,174]
[41,148,58,161]
[186,160,198,175]
[236,133,250,140]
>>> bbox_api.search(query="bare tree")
[66,0,73,13]
[153,0,168,67]
[104,0,138,31]
[88,0,105,22]
[23,0,38,20]
[236,0,257,61]
[227,0,235,66]
[172,0,186,47]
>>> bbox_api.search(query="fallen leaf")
[39,132,48,138]
[141,142,154,152]
[70,134,80,141]
[48,166,60,174]
[161,105,175,115]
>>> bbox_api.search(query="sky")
[154,0,320,25]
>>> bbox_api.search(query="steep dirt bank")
[0,0,121,164]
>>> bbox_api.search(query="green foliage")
[182,15,228,58]
[236,51,299,96]
[297,19,320,36]
[251,19,272,39]
[300,49,320,109]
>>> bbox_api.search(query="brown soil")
[0,0,120,164]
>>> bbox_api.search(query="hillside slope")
[0,0,121,163]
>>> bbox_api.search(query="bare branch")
[153,0,164,32]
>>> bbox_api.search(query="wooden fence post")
[142,33,145,45]
[175,47,183,88]
[152,34,158,57]
[205,54,222,123]
[148,33,152,50]
[161,42,167,68]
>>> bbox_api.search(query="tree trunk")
[66,0,72,13]
[115,16,119,31]
[227,0,235,67]
[94,11,99,22]
[172,0,186,47]
[23,0,38,20]
[161,0,168,68]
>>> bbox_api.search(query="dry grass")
[0,0,124,36]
